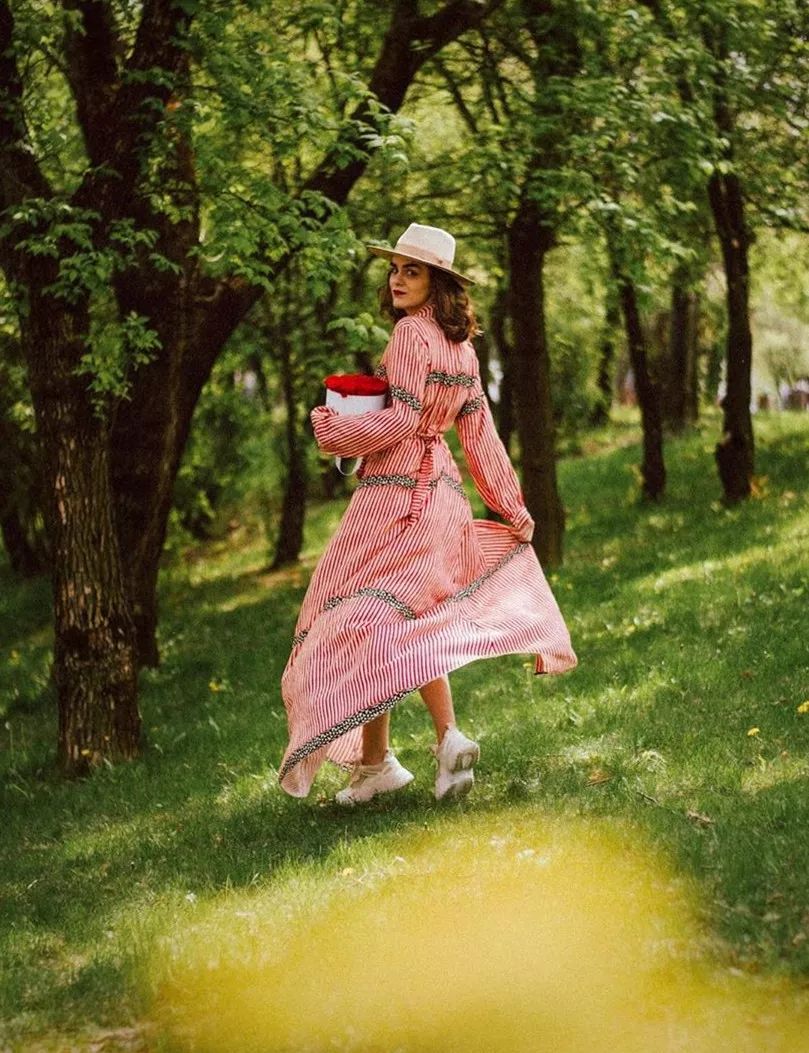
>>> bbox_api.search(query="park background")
[1,1,808,1050]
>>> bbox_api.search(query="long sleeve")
[311,318,427,458]
[455,377,533,533]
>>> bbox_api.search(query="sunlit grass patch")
[150,809,809,1053]
[2,412,808,1049]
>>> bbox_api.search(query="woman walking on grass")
[279,223,577,804]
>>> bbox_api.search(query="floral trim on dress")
[428,472,468,500]
[426,370,475,388]
[457,394,486,419]
[390,384,423,412]
[324,586,418,620]
[357,473,418,490]
[279,690,411,782]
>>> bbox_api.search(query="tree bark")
[507,196,565,567]
[1,0,139,773]
[589,295,619,427]
[617,277,666,500]
[665,271,699,433]
[489,278,515,450]
[708,168,754,501]
[0,510,41,577]
[271,324,308,569]
[23,285,140,773]
[0,345,46,577]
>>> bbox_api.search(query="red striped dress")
[279,302,577,796]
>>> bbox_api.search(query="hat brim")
[367,243,475,287]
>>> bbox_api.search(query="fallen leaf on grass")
[686,810,714,827]
[587,768,612,786]
[87,1024,154,1051]
[797,701,809,715]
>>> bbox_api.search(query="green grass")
[1,410,808,1050]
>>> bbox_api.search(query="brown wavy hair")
[379,266,480,343]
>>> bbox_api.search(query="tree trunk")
[589,295,619,427]
[0,337,46,576]
[108,266,211,668]
[617,277,666,500]
[0,509,42,577]
[685,290,700,424]
[271,326,307,569]
[489,278,515,451]
[665,272,699,433]
[23,287,139,774]
[708,169,754,501]
[507,197,564,568]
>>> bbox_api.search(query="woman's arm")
[311,319,427,458]
[455,379,535,542]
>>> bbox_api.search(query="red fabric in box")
[324,373,389,397]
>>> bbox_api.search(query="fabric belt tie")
[408,434,441,524]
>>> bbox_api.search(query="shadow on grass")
[1,415,808,1035]
[561,416,808,585]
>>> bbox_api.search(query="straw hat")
[367,223,474,286]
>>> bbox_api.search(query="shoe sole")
[335,771,414,806]
[436,770,474,801]
[450,743,480,774]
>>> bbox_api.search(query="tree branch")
[72,0,194,213]
[201,0,499,341]
[304,0,494,202]
[0,0,52,211]
[60,0,123,166]
[432,56,479,133]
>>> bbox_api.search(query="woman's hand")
[511,507,535,543]
[310,405,337,448]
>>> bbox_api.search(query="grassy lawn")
[1,411,808,1051]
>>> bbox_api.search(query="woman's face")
[389,255,431,314]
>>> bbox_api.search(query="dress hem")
[278,646,567,792]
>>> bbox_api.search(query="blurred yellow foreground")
[151,811,808,1052]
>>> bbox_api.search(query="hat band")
[393,241,454,270]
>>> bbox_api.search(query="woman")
[279,223,577,804]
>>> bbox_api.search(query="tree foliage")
[0,0,807,774]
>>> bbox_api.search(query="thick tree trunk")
[23,287,139,774]
[507,197,564,568]
[618,278,666,500]
[109,268,209,668]
[665,273,699,433]
[708,170,754,501]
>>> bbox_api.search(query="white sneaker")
[433,726,480,801]
[335,750,414,806]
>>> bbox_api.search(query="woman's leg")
[361,674,458,762]
[361,710,391,765]
[419,675,456,743]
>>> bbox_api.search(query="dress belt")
[408,433,441,524]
